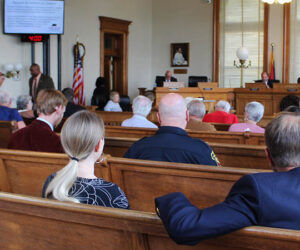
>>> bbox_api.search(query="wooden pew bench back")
[0,192,299,250]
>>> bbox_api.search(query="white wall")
[61,0,153,103]
[0,0,289,106]
[0,0,153,105]
[151,0,213,84]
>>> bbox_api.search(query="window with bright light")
[219,0,264,87]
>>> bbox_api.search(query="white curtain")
[219,0,264,87]
[289,0,300,83]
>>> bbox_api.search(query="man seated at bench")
[43,110,129,209]
[203,100,238,124]
[8,89,67,153]
[0,90,26,129]
[121,95,157,128]
[124,93,219,166]
[229,101,265,133]
[155,112,300,245]
[186,100,216,131]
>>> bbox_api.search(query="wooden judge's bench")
[154,82,300,116]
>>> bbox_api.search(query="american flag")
[72,45,85,105]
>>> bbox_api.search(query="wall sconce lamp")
[3,63,23,81]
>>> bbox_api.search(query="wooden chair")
[0,192,299,249]
[0,120,17,148]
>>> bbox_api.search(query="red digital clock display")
[21,35,49,42]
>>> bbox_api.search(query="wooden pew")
[0,121,16,148]
[105,126,265,145]
[104,137,269,170]
[1,192,299,250]
[0,149,266,212]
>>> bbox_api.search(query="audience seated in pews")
[42,110,129,209]
[104,91,122,112]
[16,94,35,119]
[121,95,157,128]
[186,100,216,131]
[0,90,25,129]
[155,112,300,245]
[124,93,220,166]
[8,89,67,153]
[229,102,265,133]
[62,88,85,118]
[203,100,238,124]
[279,95,300,111]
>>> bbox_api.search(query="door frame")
[99,16,131,95]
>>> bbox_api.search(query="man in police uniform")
[124,93,219,166]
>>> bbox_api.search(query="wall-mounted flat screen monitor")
[3,0,64,34]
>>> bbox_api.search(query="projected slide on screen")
[4,0,64,34]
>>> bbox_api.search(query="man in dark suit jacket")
[261,71,273,88]
[29,64,55,103]
[156,70,177,87]
[8,89,67,153]
[155,112,300,245]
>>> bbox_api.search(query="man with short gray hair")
[124,93,219,166]
[186,100,216,131]
[121,95,157,128]
[155,112,300,245]
[203,100,238,124]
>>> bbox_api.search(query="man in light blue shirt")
[122,95,157,128]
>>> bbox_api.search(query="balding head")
[158,93,188,129]
[265,112,300,171]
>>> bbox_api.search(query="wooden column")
[212,0,220,84]
[263,4,270,73]
[282,3,291,84]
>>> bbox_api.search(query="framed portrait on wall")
[171,43,189,67]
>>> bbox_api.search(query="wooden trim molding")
[212,0,220,83]
[282,3,290,84]
[99,16,132,95]
[263,4,269,73]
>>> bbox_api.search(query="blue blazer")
[155,167,300,245]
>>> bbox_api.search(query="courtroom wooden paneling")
[105,126,265,145]
[0,192,299,250]
[155,87,234,110]
[235,88,274,116]
[104,137,269,169]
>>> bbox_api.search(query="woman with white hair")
[16,95,34,119]
[229,101,265,133]
[0,90,26,129]
[42,110,129,209]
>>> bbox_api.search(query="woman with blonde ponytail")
[42,110,129,209]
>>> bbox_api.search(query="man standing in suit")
[29,63,55,103]
[261,71,273,89]
[155,112,300,245]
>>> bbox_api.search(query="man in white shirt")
[173,48,187,66]
[122,95,157,128]
[261,72,273,89]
